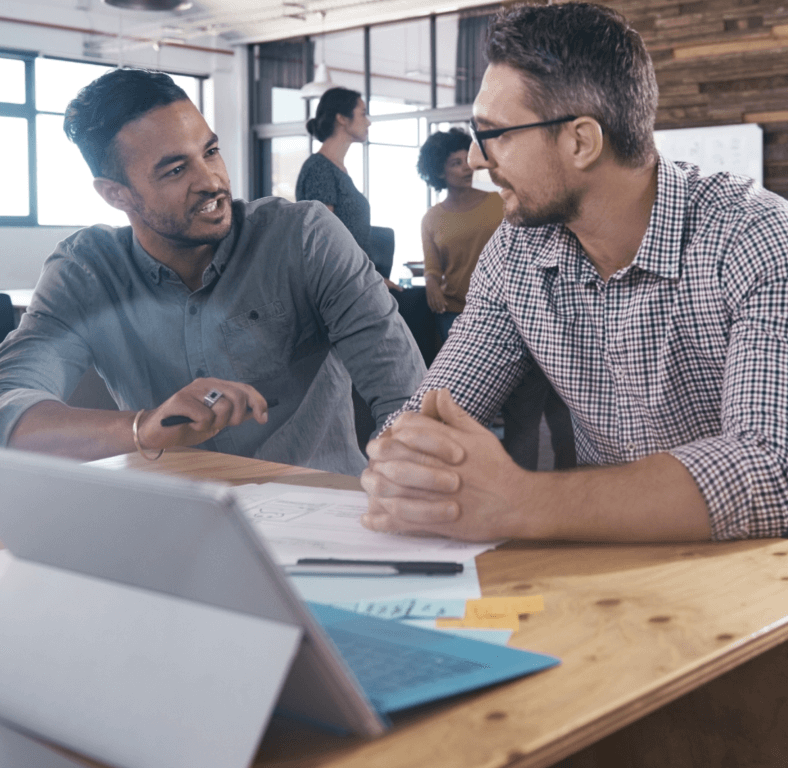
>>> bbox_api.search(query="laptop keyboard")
[325,626,487,695]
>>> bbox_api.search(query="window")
[0,52,34,223]
[0,51,203,227]
[370,19,431,116]
[368,115,428,283]
[251,11,494,278]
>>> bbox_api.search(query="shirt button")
[189,305,198,315]
[196,368,205,377]
[626,442,636,452]
[249,310,259,321]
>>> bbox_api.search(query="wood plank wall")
[608,0,788,197]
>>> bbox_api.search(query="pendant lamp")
[102,0,192,11]
[300,12,333,98]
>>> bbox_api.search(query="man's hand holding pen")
[135,377,273,455]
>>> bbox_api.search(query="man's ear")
[93,177,133,212]
[562,117,604,170]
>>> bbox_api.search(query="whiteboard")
[654,123,763,184]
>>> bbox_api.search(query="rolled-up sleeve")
[670,217,788,539]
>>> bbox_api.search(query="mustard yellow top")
[421,192,504,313]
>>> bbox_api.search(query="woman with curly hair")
[417,128,503,341]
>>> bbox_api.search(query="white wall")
[0,0,246,289]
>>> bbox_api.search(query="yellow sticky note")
[435,595,544,630]
[466,596,545,617]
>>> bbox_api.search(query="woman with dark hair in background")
[296,87,371,255]
[296,87,400,293]
[417,128,504,341]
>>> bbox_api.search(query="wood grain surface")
[93,446,362,491]
[93,450,788,768]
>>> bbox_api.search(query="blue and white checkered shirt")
[389,156,788,540]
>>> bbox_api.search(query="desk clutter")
[3,448,788,768]
[333,595,545,633]
[0,450,559,768]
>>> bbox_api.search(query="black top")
[295,153,371,255]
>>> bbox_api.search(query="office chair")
[368,226,395,279]
[0,294,14,344]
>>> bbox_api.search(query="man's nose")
[193,158,222,191]
[468,140,491,171]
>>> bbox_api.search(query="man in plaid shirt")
[360,2,788,542]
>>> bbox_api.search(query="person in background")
[417,128,503,342]
[296,87,400,293]
[0,69,426,474]
[297,88,371,252]
[417,128,574,470]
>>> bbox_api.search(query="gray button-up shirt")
[0,197,426,475]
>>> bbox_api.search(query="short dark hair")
[485,2,658,166]
[63,68,189,182]
[417,129,473,191]
[306,87,361,142]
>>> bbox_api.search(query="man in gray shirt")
[0,68,425,474]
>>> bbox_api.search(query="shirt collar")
[131,206,238,287]
[131,234,171,285]
[629,153,686,280]
[202,212,237,284]
[530,226,586,283]
[529,152,687,283]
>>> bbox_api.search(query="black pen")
[161,399,279,427]
[285,558,464,576]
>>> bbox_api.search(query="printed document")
[231,483,502,566]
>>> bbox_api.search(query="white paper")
[332,597,467,619]
[232,483,501,566]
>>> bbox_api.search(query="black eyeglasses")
[469,115,578,161]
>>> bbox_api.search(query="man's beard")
[131,190,233,247]
[492,172,579,229]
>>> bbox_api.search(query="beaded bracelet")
[132,409,164,461]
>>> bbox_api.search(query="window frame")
[0,50,205,228]
[0,48,37,226]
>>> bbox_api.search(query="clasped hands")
[360,388,531,542]
[135,377,270,453]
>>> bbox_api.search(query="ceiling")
[9,0,498,54]
[177,0,498,45]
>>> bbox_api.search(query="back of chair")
[368,226,395,279]
[0,294,14,343]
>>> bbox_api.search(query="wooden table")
[33,449,788,767]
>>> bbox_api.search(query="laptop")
[0,449,559,768]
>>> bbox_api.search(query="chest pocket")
[221,301,288,382]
